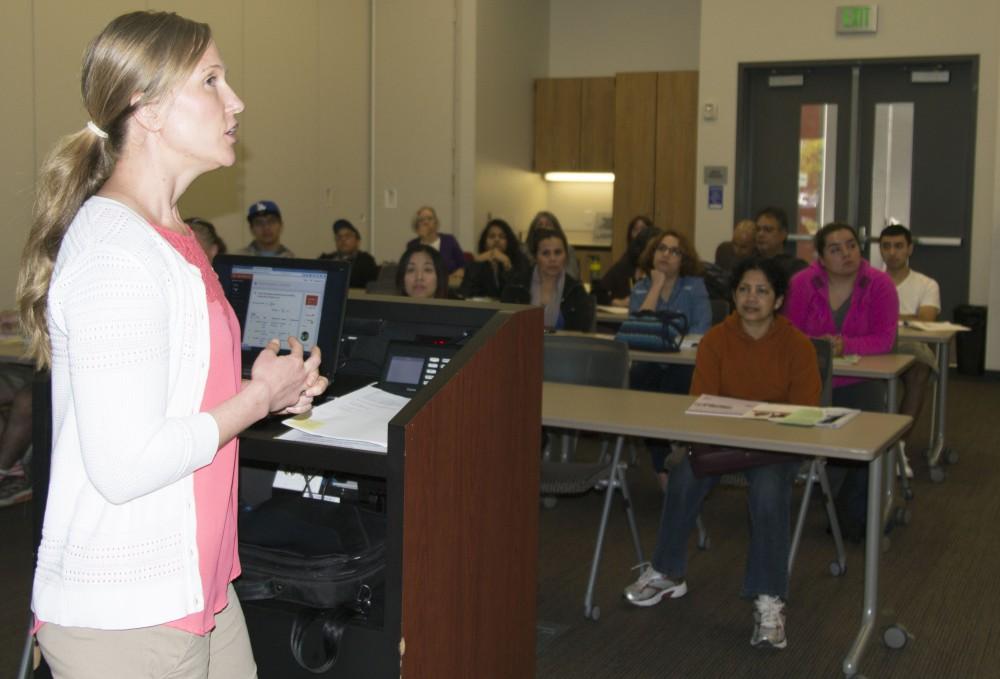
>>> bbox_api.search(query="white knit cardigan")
[32,196,221,629]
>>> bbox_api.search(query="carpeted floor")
[2,372,998,678]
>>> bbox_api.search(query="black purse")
[687,443,797,478]
[614,310,689,352]
[236,492,386,674]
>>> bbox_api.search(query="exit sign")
[837,5,878,34]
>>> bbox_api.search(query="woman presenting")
[18,11,325,677]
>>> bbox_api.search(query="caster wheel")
[698,536,711,551]
[946,449,959,465]
[542,496,558,509]
[585,606,600,621]
[904,487,914,501]
[883,624,910,649]
[829,560,845,576]
[894,507,912,526]
[929,466,946,483]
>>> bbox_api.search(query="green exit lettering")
[837,5,877,33]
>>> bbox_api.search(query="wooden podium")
[238,297,543,678]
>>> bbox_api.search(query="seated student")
[715,219,757,271]
[591,215,658,306]
[879,223,940,476]
[754,206,807,279]
[625,256,819,650]
[785,222,898,539]
[501,227,594,332]
[396,244,450,299]
[523,211,581,279]
[628,229,712,490]
[407,206,466,285]
[0,310,33,507]
[239,200,295,257]
[184,217,227,262]
[460,218,530,299]
[320,218,379,289]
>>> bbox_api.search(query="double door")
[736,58,978,319]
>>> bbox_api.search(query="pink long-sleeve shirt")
[784,259,899,387]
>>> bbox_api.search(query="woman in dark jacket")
[501,227,594,331]
[460,218,530,299]
[592,216,659,306]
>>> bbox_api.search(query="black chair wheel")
[929,466,946,483]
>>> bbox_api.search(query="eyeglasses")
[656,244,683,257]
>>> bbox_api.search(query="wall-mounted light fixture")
[543,172,615,183]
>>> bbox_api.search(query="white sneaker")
[898,442,914,479]
[623,563,687,607]
[751,595,787,649]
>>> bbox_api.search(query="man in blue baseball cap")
[238,200,295,257]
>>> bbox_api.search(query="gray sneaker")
[751,595,787,649]
[623,563,687,607]
[0,474,32,508]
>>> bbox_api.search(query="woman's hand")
[493,250,512,271]
[821,334,845,357]
[250,338,324,413]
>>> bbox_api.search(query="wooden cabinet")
[534,77,615,173]
[611,71,699,260]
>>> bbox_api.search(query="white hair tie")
[86,121,109,139]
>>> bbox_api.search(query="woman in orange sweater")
[624,256,820,651]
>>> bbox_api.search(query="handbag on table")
[614,310,689,352]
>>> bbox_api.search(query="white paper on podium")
[281,384,411,452]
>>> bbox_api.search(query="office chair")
[541,334,643,620]
[709,298,730,326]
[788,337,847,576]
[364,262,399,295]
[695,338,847,577]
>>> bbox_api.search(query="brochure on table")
[686,394,859,428]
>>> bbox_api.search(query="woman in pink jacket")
[784,222,899,541]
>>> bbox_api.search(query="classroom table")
[558,330,916,501]
[542,382,912,678]
[897,325,958,482]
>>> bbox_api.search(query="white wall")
[697,0,1000,368]
[548,0,701,77]
[474,0,550,238]
[0,0,34,310]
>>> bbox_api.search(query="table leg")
[843,452,885,677]
[882,379,901,531]
[927,341,950,479]
[583,435,626,620]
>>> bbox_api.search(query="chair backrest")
[710,298,730,325]
[810,337,834,407]
[365,262,399,294]
[543,335,629,389]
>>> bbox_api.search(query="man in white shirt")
[879,224,940,476]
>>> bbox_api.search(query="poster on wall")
[708,185,724,210]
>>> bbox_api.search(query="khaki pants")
[37,584,256,679]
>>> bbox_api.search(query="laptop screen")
[213,255,351,380]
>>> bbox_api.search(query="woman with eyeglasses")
[628,229,712,490]
[784,222,898,541]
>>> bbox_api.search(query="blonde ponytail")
[17,128,116,368]
[14,11,211,369]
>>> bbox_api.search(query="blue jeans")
[629,363,694,473]
[651,455,801,599]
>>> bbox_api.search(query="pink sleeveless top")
[155,225,243,635]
